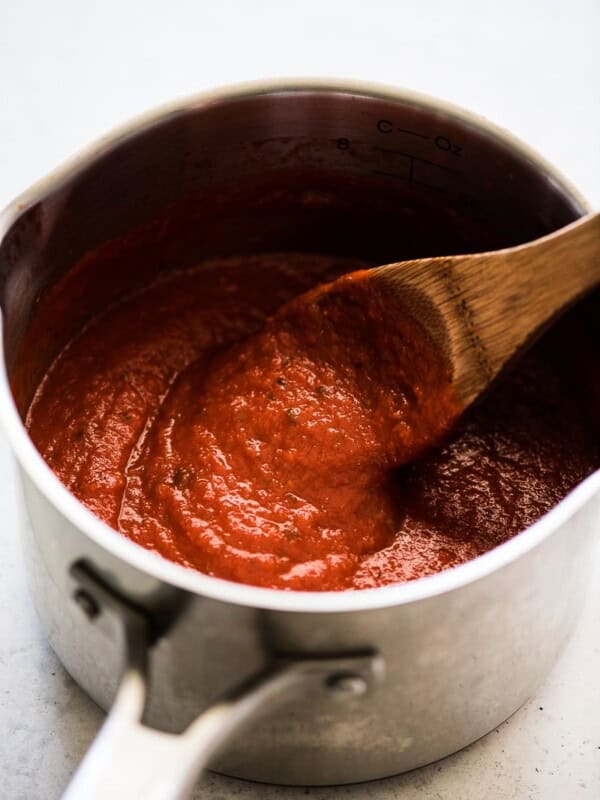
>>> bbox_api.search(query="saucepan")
[0,80,598,798]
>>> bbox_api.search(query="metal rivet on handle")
[73,588,100,619]
[326,673,368,696]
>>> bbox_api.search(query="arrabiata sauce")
[26,252,597,590]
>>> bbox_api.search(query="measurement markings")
[373,146,459,174]
[397,128,430,140]
[376,120,429,140]
[373,156,415,187]
[372,171,481,206]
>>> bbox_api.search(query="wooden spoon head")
[375,212,600,411]
[375,256,493,409]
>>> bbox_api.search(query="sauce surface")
[26,252,597,590]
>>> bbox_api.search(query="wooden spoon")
[371,212,600,408]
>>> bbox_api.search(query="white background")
[0,2,599,798]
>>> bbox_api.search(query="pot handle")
[62,563,382,800]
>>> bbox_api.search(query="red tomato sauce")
[26,251,597,591]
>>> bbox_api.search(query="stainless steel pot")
[0,80,598,799]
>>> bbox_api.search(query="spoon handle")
[378,212,600,406]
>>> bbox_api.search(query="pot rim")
[1,77,598,613]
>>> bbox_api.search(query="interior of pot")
[0,86,596,424]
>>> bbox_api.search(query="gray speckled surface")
[1,1,600,797]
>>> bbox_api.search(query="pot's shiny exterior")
[1,80,599,786]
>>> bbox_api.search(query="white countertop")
[1,2,599,798]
